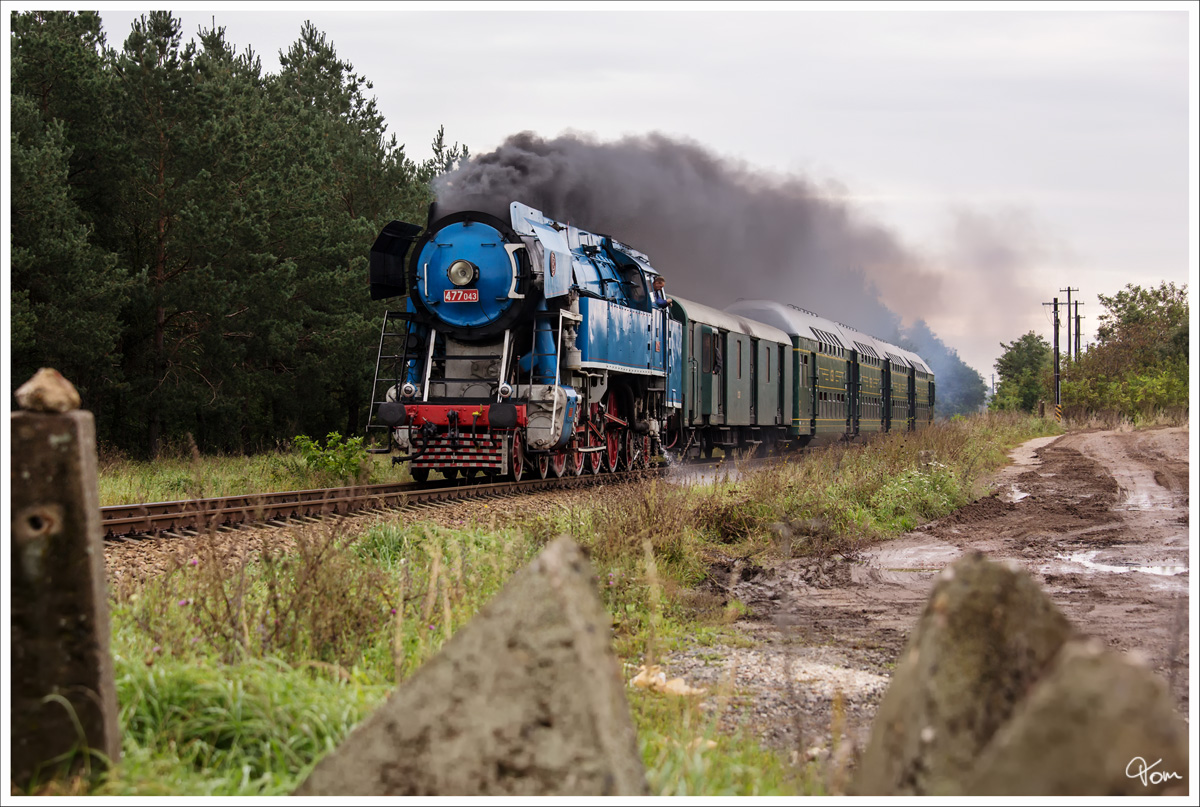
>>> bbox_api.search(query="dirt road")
[669,426,1191,764]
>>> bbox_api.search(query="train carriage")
[725,300,859,445]
[882,350,913,433]
[901,347,935,429]
[725,299,931,443]
[667,298,792,458]
[836,322,888,436]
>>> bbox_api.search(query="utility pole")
[1074,300,1083,359]
[1044,297,1061,420]
[1060,287,1077,362]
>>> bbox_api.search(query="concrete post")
[11,369,120,789]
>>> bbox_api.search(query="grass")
[100,657,389,796]
[524,411,1061,584]
[633,690,817,796]
[97,447,417,507]
[43,411,1061,797]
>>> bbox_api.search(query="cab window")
[619,264,647,306]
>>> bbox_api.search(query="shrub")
[292,432,372,485]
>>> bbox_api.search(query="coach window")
[702,331,712,373]
[737,341,743,379]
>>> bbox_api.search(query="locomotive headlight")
[498,383,513,399]
[401,382,418,399]
[447,259,477,287]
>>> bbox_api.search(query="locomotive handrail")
[552,310,564,427]
[496,329,511,402]
[422,327,437,401]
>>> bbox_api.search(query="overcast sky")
[43,4,1200,378]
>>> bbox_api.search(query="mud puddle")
[662,426,1191,760]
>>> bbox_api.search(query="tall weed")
[119,527,396,670]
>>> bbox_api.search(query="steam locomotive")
[366,201,934,482]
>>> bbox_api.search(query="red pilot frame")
[401,403,527,476]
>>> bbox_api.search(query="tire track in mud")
[666,426,1190,763]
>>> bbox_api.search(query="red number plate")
[443,289,479,303]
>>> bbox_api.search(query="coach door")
[908,370,917,431]
[777,344,787,426]
[700,325,714,420]
[881,361,892,432]
[749,338,758,423]
[849,351,860,436]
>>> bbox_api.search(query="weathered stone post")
[295,536,649,796]
[11,369,120,789]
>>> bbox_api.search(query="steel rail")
[101,467,667,540]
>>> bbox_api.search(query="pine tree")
[12,13,462,454]
[10,13,128,410]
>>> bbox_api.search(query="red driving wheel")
[569,439,585,476]
[509,431,524,482]
[604,391,621,473]
[587,404,604,474]
[622,429,637,470]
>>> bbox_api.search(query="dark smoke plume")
[435,131,985,413]
[900,320,988,417]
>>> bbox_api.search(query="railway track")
[101,467,668,540]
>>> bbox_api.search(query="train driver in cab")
[652,275,673,309]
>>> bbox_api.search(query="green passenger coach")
[668,297,794,458]
[724,300,934,449]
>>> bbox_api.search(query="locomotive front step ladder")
[367,313,519,453]
[367,310,416,453]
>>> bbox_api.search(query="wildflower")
[190,558,198,566]
[390,608,397,615]
[178,599,190,606]
[153,645,162,653]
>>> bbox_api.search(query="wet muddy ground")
[666,426,1191,765]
